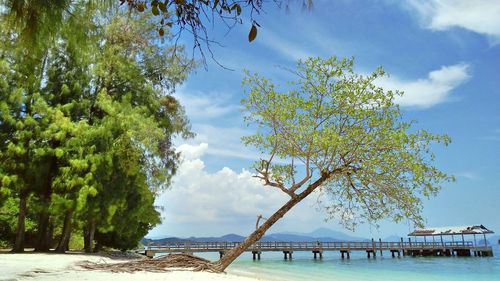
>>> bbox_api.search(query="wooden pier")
[144,239,494,259]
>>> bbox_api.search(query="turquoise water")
[195,245,500,281]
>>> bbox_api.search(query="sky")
[147,0,500,240]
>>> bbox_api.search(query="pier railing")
[146,240,476,252]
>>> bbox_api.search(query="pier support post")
[455,249,471,257]
[379,238,383,257]
[283,251,293,260]
[367,250,376,259]
[312,251,323,260]
[481,250,493,257]
[340,250,350,259]
[251,251,261,260]
[219,251,225,259]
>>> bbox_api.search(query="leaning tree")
[212,56,452,271]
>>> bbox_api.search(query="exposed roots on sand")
[79,253,222,273]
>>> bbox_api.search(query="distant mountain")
[143,233,246,244]
[261,233,334,242]
[220,234,246,242]
[144,228,374,244]
[308,227,369,241]
[384,235,404,242]
[279,228,369,241]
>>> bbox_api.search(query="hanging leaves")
[158,2,167,12]
[231,3,241,16]
[137,3,145,12]
[152,5,160,15]
[248,24,257,42]
[213,0,220,9]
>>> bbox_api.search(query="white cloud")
[175,87,240,120]
[149,143,415,238]
[376,63,471,108]
[177,142,209,160]
[172,144,289,221]
[456,171,482,181]
[188,124,259,160]
[258,28,313,61]
[150,143,326,237]
[406,0,500,43]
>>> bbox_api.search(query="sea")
[192,245,500,281]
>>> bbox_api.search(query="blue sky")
[148,0,500,240]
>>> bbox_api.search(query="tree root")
[79,253,223,273]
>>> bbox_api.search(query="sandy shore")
[0,253,261,281]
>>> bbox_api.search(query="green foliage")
[0,198,19,246]
[94,179,161,251]
[68,231,85,250]
[0,6,193,251]
[242,56,453,230]
[0,196,37,247]
[0,1,314,63]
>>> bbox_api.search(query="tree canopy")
[0,0,313,64]
[212,56,452,271]
[0,5,194,252]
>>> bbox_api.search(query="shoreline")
[3,247,498,281]
[0,252,263,281]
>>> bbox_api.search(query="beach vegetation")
[0,5,193,252]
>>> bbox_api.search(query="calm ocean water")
[194,245,500,281]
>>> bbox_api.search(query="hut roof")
[408,225,494,236]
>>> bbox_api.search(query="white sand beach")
[0,253,261,281]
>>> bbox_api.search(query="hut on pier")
[408,225,494,256]
[409,225,494,245]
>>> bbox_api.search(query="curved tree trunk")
[55,209,73,253]
[212,175,329,272]
[12,193,28,253]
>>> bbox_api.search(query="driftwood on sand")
[79,253,221,273]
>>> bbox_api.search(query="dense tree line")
[0,4,194,252]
